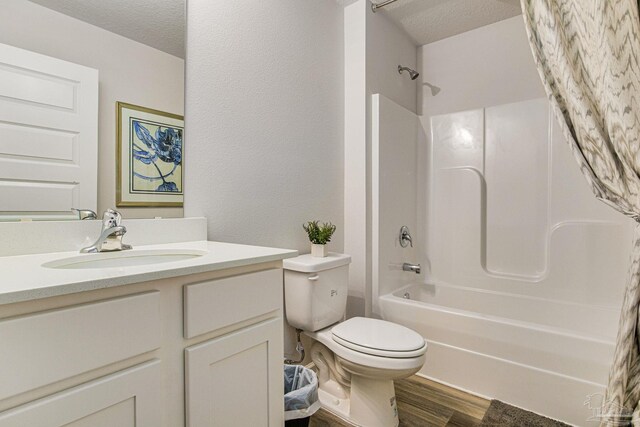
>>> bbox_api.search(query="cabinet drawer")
[0,292,160,401]
[184,269,282,339]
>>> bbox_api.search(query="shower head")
[423,82,441,96]
[398,65,419,80]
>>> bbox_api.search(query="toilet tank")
[283,253,351,331]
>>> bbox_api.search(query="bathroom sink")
[42,249,208,270]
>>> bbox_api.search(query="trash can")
[284,365,320,427]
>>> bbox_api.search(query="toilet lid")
[331,317,426,358]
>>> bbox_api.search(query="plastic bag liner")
[284,365,321,421]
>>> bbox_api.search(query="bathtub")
[378,282,618,426]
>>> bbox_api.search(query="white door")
[0,42,98,220]
[0,361,161,427]
[185,318,284,427]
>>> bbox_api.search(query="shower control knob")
[399,226,413,248]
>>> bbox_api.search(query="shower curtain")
[521,1,640,425]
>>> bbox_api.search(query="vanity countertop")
[0,241,297,305]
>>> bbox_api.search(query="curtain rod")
[371,0,400,13]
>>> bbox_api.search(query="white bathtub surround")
[369,16,634,424]
[522,2,640,422]
[343,0,419,317]
[371,94,426,307]
[364,17,632,425]
[407,96,631,424]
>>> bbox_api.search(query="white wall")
[344,0,418,317]
[343,0,369,318]
[367,8,418,114]
[184,0,344,252]
[419,15,544,118]
[0,0,185,219]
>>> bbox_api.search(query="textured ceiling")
[27,0,185,58]
[377,0,522,45]
[27,0,520,59]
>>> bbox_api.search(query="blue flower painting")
[130,120,183,194]
[117,102,184,207]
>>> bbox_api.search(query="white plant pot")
[311,244,328,257]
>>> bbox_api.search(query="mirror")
[0,0,185,221]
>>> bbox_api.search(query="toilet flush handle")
[308,274,320,281]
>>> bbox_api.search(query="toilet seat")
[305,321,427,371]
[331,317,427,358]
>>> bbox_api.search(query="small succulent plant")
[303,221,336,245]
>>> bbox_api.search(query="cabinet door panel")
[186,318,283,427]
[64,398,135,427]
[0,291,160,400]
[0,360,161,427]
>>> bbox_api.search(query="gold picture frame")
[116,102,184,207]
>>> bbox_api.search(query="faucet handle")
[399,226,413,248]
[102,208,122,229]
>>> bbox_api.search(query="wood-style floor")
[309,375,490,427]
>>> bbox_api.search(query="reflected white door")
[0,42,98,219]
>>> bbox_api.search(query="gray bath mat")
[480,400,570,427]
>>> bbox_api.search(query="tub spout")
[402,263,421,274]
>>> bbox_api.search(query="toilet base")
[350,375,399,427]
[306,327,424,427]
[317,376,399,427]
[317,388,351,422]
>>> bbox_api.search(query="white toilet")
[283,253,427,427]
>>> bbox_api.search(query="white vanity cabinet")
[0,263,285,427]
[183,268,284,426]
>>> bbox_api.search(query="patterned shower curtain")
[521,1,640,425]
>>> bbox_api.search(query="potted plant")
[303,220,336,257]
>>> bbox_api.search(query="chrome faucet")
[80,209,132,253]
[402,263,421,274]
[72,208,97,220]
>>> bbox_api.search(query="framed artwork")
[116,102,184,207]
